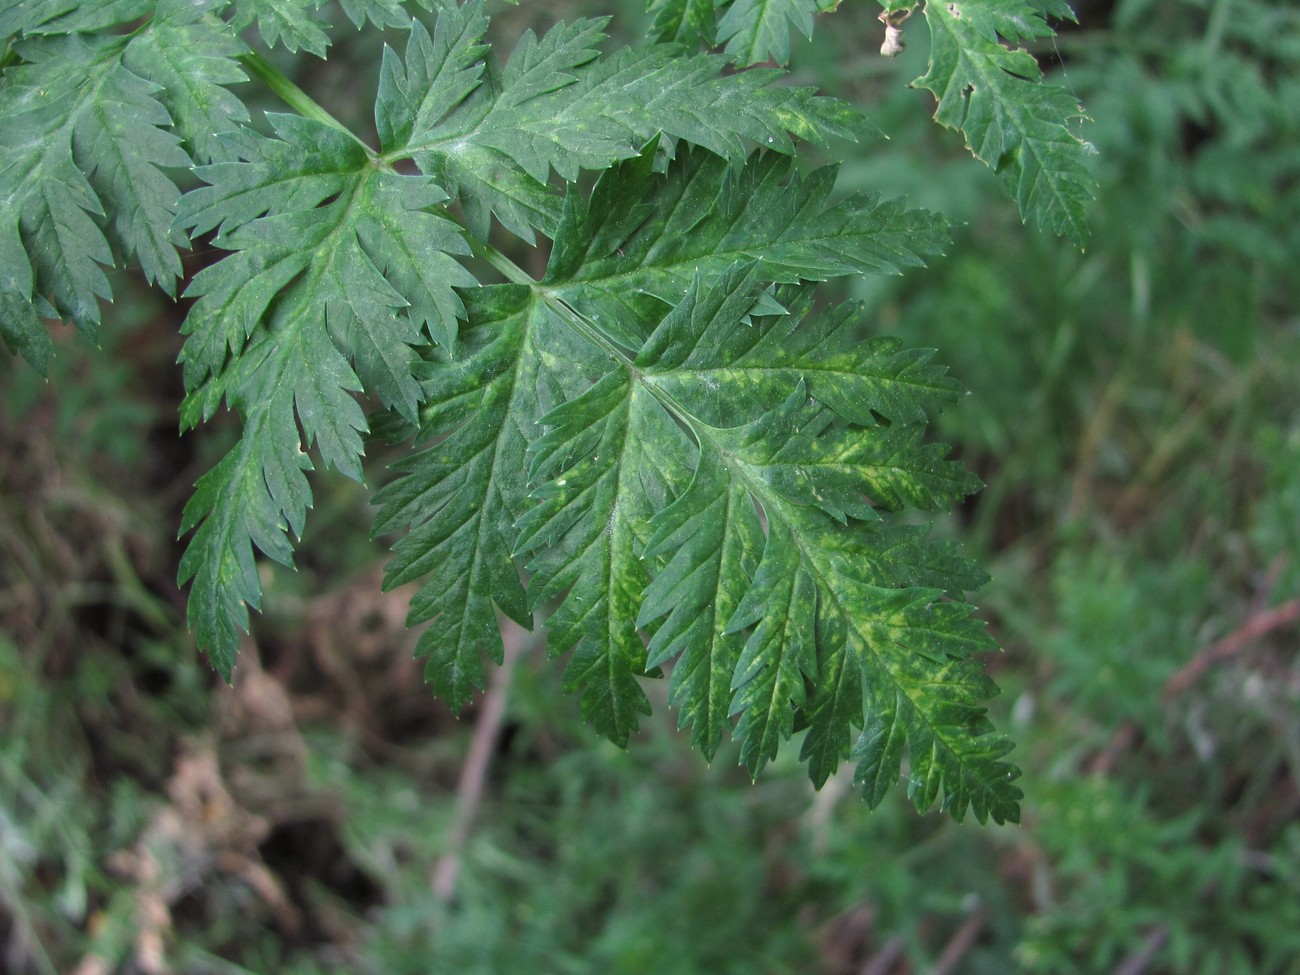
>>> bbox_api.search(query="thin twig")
[860,934,905,975]
[1110,925,1168,975]
[930,907,988,975]
[1163,598,1300,699]
[431,620,528,901]
[1087,720,1138,776]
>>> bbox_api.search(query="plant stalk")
[237,51,374,156]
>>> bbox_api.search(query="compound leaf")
[373,140,1018,815]
[650,280,1013,816]
[176,115,476,671]
[177,350,317,677]
[0,29,189,334]
[514,367,676,744]
[124,0,250,166]
[621,266,1014,821]
[639,440,763,759]
[226,0,331,57]
[379,2,871,240]
[915,0,1095,244]
[372,287,538,708]
[76,56,192,295]
[588,262,1015,818]
[716,0,829,66]
[646,0,718,48]
[726,516,817,775]
[176,115,472,397]
[174,113,367,242]
[545,145,947,349]
[0,0,1029,817]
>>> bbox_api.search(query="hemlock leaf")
[373,145,1018,817]
[21,0,151,33]
[625,266,1013,822]
[177,367,315,677]
[177,321,367,678]
[726,516,817,775]
[76,50,192,295]
[915,0,1096,244]
[544,145,947,349]
[176,115,477,669]
[589,264,1011,818]
[226,0,332,57]
[379,2,872,240]
[0,0,1040,817]
[646,0,718,49]
[639,279,963,428]
[174,114,367,242]
[371,287,538,709]
[0,29,190,334]
[647,0,840,65]
[717,0,833,66]
[640,441,764,758]
[514,364,686,745]
[355,174,476,352]
[123,0,250,166]
[374,284,693,732]
[175,115,473,401]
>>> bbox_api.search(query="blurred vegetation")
[2,0,1298,972]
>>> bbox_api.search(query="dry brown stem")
[431,618,530,901]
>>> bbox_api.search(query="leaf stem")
[464,234,633,366]
[238,49,630,375]
[467,234,535,287]
[545,294,636,366]
[237,51,374,156]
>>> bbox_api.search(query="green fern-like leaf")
[717,0,838,66]
[123,0,250,166]
[174,117,481,666]
[0,0,1046,819]
[544,144,943,349]
[370,287,538,710]
[0,28,190,346]
[374,147,1019,819]
[645,0,1095,244]
[914,0,1096,244]
[226,0,332,57]
[647,0,841,65]
[379,2,870,240]
[175,6,874,677]
[646,0,718,49]
[0,0,258,369]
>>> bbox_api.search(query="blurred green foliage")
[3,0,1299,972]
